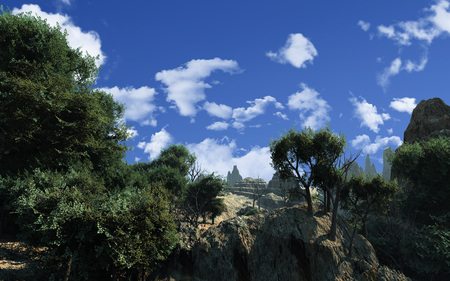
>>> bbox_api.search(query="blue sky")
[4,0,450,181]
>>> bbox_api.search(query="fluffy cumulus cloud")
[137,128,173,160]
[351,134,403,154]
[266,33,318,68]
[206,121,230,131]
[232,96,284,123]
[203,101,233,119]
[287,84,331,130]
[155,58,241,117]
[349,96,390,133]
[389,97,417,114]
[358,20,371,31]
[100,86,158,126]
[377,56,428,90]
[12,4,106,67]
[187,138,274,182]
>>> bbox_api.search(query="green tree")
[341,175,399,256]
[0,9,128,176]
[392,136,450,227]
[183,174,226,226]
[270,126,346,215]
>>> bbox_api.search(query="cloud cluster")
[377,56,428,90]
[349,96,390,133]
[351,134,402,154]
[12,4,106,67]
[187,138,274,182]
[137,128,173,160]
[100,86,159,126]
[155,58,241,117]
[375,0,450,88]
[287,84,331,130]
[266,33,318,68]
[389,97,417,114]
[232,96,284,122]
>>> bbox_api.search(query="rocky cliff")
[403,97,450,143]
[158,206,409,281]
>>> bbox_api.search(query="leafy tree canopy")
[0,9,128,176]
[392,136,450,227]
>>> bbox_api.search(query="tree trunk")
[304,185,313,214]
[329,182,342,241]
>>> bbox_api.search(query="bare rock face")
[267,172,297,190]
[382,147,392,181]
[404,97,450,143]
[227,165,243,187]
[159,206,409,281]
[364,154,377,179]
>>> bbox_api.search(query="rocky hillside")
[157,205,409,281]
[404,97,450,143]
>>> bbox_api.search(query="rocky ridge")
[158,205,409,281]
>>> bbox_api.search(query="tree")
[270,126,346,214]
[341,175,399,256]
[183,174,226,226]
[391,136,450,227]
[0,9,128,176]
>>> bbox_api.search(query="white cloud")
[387,128,394,135]
[274,112,289,120]
[358,20,371,31]
[377,58,402,89]
[351,134,403,154]
[389,97,417,114]
[187,138,274,182]
[203,101,233,119]
[430,0,450,33]
[100,86,158,126]
[60,0,71,5]
[12,4,106,67]
[377,56,428,90]
[155,58,241,117]
[137,128,173,160]
[206,121,230,131]
[349,96,390,133]
[266,33,318,68]
[232,96,284,122]
[375,1,450,87]
[232,122,245,131]
[287,84,331,130]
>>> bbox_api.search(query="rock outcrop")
[227,165,243,187]
[348,162,364,178]
[158,206,409,281]
[382,147,392,181]
[364,154,377,179]
[267,172,297,190]
[404,97,450,143]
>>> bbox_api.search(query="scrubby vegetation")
[0,8,448,281]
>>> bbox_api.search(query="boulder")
[404,97,450,143]
[158,206,410,281]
